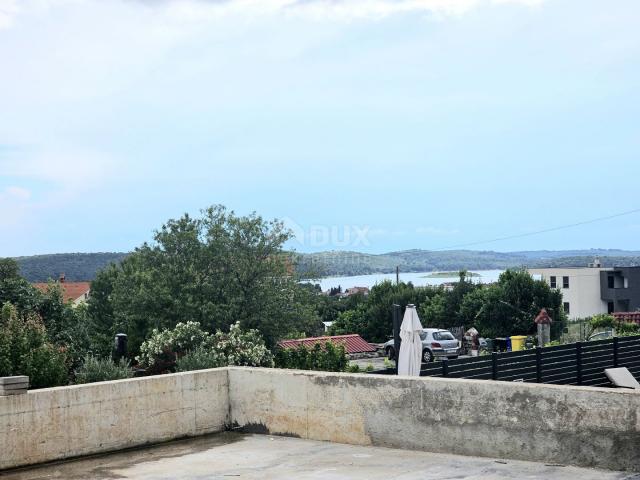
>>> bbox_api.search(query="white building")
[528,264,640,320]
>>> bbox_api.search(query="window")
[432,331,455,341]
[562,276,569,289]
[550,276,557,288]
[563,302,570,314]
[608,302,615,314]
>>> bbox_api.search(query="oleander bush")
[137,321,273,373]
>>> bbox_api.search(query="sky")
[0,0,639,256]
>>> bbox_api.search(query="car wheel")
[386,346,395,360]
[422,349,434,363]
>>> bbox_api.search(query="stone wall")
[0,369,229,470]
[229,367,640,471]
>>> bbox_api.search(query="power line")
[431,207,640,251]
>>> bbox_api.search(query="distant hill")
[294,249,640,278]
[10,249,640,282]
[13,253,129,282]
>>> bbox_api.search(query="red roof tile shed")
[278,334,376,354]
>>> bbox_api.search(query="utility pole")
[396,266,399,285]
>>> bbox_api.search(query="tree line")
[327,270,567,342]
[1,204,573,388]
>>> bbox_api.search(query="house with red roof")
[33,273,91,306]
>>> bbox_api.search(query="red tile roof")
[278,334,376,354]
[33,282,91,303]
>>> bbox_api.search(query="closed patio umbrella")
[398,304,423,376]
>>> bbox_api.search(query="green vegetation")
[75,356,133,384]
[0,303,68,388]
[328,270,566,343]
[176,346,225,372]
[14,249,640,282]
[274,342,348,372]
[0,204,594,386]
[88,205,323,355]
[137,321,274,373]
[422,271,480,278]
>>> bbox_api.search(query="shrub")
[346,363,360,373]
[136,321,214,373]
[75,355,133,384]
[274,341,348,372]
[209,322,274,368]
[137,321,273,373]
[0,302,68,388]
[176,346,225,372]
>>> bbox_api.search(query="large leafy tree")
[330,280,436,342]
[89,205,322,353]
[420,271,479,328]
[460,269,566,339]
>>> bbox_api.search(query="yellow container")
[510,335,527,351]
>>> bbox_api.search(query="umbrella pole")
[392,303,401,375]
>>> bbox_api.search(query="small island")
[422,271,481,279]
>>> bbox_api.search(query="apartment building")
[528,264,640,319]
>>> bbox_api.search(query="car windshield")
[432,331,455,341]
[419,332,428,340]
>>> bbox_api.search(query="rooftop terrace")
[2,367,640,475]
[1,433,632,480]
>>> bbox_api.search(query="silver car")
[384,328,459,362]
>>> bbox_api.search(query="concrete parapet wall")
[0,369,229,470]
[2,367,639,471]
[229,368,640,471]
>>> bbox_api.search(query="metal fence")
[418,335,640,387]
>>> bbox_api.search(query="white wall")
[529,268,609,319]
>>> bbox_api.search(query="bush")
[176,346,225,372]
[210,322,274,368]
[75,355,133,384]
[137,321,214,373]
[0,303,68,388]
[274,341,348,372]
[137,321,274,373]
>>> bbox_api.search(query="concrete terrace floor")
[1,433,637,480]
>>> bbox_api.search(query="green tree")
[0,259,99,372]
[89,206,321,354]
[329,280,436,342]
[0,303,68,388]
[0,258,40,312]
[460,269,566,339]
